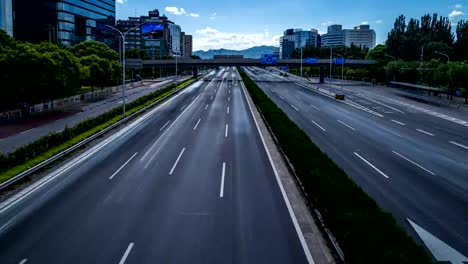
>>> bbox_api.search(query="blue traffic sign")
[305,58,318,64]
[333,58,346,64]
[261,54,279,65]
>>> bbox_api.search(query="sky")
[116,0,467,51]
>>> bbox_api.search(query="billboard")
[142,23,164,39]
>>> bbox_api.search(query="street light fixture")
[336,53,345,87]
[385,54,397,81]
[105,22,148,118]
[435,51,450,63]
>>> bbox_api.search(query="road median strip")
[238,66,432,263]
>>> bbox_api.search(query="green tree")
[70,40,118,61]
[455,20,468,60]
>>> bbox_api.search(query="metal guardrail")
[0,77,201,191]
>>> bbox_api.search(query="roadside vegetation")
[288,14,468,101]
[238,66,432,263]
[0,78,197,184]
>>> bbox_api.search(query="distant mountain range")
[193,46,277,59]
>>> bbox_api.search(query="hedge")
[238,67,432,263]
[0,78,195,183]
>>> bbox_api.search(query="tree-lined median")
[238,66,432,263]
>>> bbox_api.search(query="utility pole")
[329,46,333,93]
[300,44,303,83]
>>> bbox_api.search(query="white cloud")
[455,4,463,9]
[194,27,280,51]
[165,7,187,15]
[321,21,333,26]
[375,20,383,24]
[449,10,464,18]
[361,21,369,25]
[189,13,200,18]
[210,13,217,20]
[116,0,127,3]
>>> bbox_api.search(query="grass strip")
[238,67,432,264]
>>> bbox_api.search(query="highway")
[245,67,468,261]
[0,77,190,154]
[0,68,310,263]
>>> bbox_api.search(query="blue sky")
[116,0,466,51]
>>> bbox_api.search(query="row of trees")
[386,14,468,61]
[0,30,121,110]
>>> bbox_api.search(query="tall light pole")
[385,54,397,81]
[300,45,303,84]
[329,46,333,93]
[336,53,344,87]
[106,22,148,118]
[435,51,450,63]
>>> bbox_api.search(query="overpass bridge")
[128,58,377,83]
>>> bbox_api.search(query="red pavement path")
[0,111,78,139]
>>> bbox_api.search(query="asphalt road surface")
[245,67,468,262]
[0,68,310,264]
[0,77,190,154]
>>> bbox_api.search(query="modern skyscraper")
[279,28,318,59]
[12,0,116,46]
[321,24,376,49]
[0,0,13,36]
[183,34,193,59]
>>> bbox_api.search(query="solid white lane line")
[119,243,134,264]
[354,152,390,179]
[109,152,138,180]
[180,104,187,111]
[140,94,200,161]
[337,120,356,131]
[416,129,435,137]
[227,106,230,114]
[279,95,285,100]
[450,141,468,150]
[18,259,27,264]
[311,120,326,132]
[228,96,231,102]
[392,151,436,175]
[291,104,300,111]
[225,124,229,138]
[56,129,64,133]
[193,118,201,130]
[391,119,406,126]
[205,104,209,110]
[229,89,231,94]
[310,105,320,111]
[160,120,171,131]
[169,148,186,175]
[20,129,32,134]
[382,128,402,138]
[239,80,315,264]
[296,95,302,100]
[220,162,226,197]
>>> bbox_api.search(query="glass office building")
[0,0,13,36]
[13,0,115,47]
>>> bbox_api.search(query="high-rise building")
[321,24,376,49]
[116,17,142,51]
[279,28,318,59]
[168,23,181,55]
[182,34,193,59]
[12,0,116,47]
[0,0,13,36]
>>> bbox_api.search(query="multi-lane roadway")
[0,68,312,263]
[245,67,468,262]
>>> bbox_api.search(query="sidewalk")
[0,76,186,154]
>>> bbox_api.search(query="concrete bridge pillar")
[319,66,325,84]
[192,67,198,78]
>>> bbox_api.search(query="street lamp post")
[300,45,303,84]
[106,22,148,118]
[435,51,450,63]
[336,54,344,87]
[385,54,397,81]
[329,46,333,93]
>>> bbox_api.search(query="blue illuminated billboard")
[261,54,279,65]
[142,23,164,39]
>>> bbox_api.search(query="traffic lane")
[255,79,468,256]
[0,78,213,263]
[228,75,308,263]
